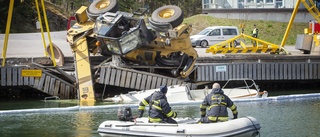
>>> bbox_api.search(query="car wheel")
[150,5,184,29]
[86,0,119,21]
[200,40,208,48]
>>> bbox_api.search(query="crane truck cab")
[190,26,239,48]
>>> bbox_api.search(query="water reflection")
[0,94,320,136]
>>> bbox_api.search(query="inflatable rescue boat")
[97,116,261,137]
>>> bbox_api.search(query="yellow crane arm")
[281,0,320,47]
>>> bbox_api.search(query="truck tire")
[150,5,184,29]
[86,0,118,21]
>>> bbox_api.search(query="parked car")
[190,26,240,48]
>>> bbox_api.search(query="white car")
[190,26,240,48]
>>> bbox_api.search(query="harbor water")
[0,91,320,137]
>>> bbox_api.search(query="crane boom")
[281,0,320,47]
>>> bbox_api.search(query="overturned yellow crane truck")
[66,0,198,105]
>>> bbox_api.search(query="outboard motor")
[117,106,133,121]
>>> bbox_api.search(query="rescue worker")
[199,83,238,123]
[252,24,258,38]
[138,85,178,124]
[252,24,259,46]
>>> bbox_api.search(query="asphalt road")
[0,31,72,58]
[0,31,302,58]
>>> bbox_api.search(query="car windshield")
[197,28,213,35]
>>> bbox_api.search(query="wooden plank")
[279,63,283,80]
[274,63,279,80]
[209,65,213,81]
[308,63,312,79]
[156,77,162,88]
[12,67,18,86]
[135,73,142,89]
[54,80,61,96]
[140,74,147,90]
[49,77,56,95]
[33,77,40,88]
[167,78,172,86]
[197,65,204,81]
[236,64,240,79]
[221,64,226,81]
[204,66,209,81]
[130,73,137,89]
[239,64,244,79]
[201,66,206,81]
[151,76,157,89]
[292,63,296,80]
[65,85,70,99]
[6,67,12,86]
[243,63,248,78]
[266,63,270,80]
[316,64,320,79]
[125,72,132,88]
[257,63,262,80]
[284,63,288,80]
[309,64,314,79]
[104,67,111,85]
[29,67,35,86]
[109,68,117,86]
[255,63,259,80]
[18,67,23,86]
[43,75,51,94]
[23,75,29,85]
[288,63,292,80]
[216,68,221,81]
[161,78,167,87]
[284,63,291,79]
[0,68,1,84]
[1,68,6,86]
[305,64,309,80]
[146,75,152,89]
[114,69,122,86]
[215,65,220,81]
[296,63,301,80]
[248,63,253,79]
[37,73,46,90]
[99,67,106,84]
[172,79,178,85]
[300,63,304,80]
[60,83,66,99]
[313,64,318,79]
[70,88,76,99]
[120,70,127,87]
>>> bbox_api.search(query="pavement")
[0,31,72,58]
[0,31,303,58]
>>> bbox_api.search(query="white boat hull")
[98,116,261,137]
[105,84,267,104]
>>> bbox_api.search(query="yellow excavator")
[66,0,198,105]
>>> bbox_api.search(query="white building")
[201,0,318,22]
[202,0,314,9]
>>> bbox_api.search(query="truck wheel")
[86,0,118,21]
[151,5,184,29]
[200,40,208,48]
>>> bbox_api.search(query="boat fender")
[117,106,133,121]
